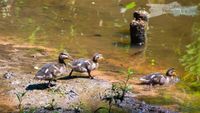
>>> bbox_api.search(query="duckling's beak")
[99,56,104,61]
[172,71,177,76]
[68,56,74,61]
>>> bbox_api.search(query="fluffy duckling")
[68,53,103,79]
[35,52,73,87]
[140,68,179,86]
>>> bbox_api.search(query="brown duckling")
[35,52,73,87]
[68,53,103,79]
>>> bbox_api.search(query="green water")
[0,0,200,112]
[0,0,199,72]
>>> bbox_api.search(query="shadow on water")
[113,41,146,55]
[113,42,130,48]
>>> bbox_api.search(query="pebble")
[3,71,15,79]
[11,80,21,85]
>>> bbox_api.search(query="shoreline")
[0,37,178,113]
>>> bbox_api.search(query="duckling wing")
[140,73,161,84]
[71,58,87,66]
[35,63,65,80]
[70,58,90,72]
[152,74,166,85]
[166,77,180,84]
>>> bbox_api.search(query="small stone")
[3,72,15,79]
[11,80,21,85]
[34,66,39,70]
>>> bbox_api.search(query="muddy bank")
[0,41,177,113]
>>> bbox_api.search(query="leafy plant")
[180,23,200,82]
[179,23,200,92]
[95,68,134,113]
[22,108,36,113]
[44,99,58,110]
[15,91,27,112]
[70,101,85,113]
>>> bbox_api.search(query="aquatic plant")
[95,68,134,113]
[28,26,41,44]
[70,25,75,37]
[70,101,86,113]
[15,91,27,112]
[120,2,136,13]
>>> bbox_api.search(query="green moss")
[138,95,177,106]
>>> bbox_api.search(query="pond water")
[1,0,199,73]
[0,0,199,112]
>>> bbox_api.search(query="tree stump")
[130,10,149,46]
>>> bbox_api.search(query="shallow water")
[0,0,199,73]
[0,0,200,112]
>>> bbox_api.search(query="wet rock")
[5,70,176,113]
[65,90,78,100]
[3,71,15,79]
[24,107,76,113]
[31,51,48,58]
[117,95,177,113]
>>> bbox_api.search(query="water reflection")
[147,1,199,17]
[0,0,15,18]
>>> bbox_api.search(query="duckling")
[68,53,103,79]
[140,68,179,86]
[35,52,73,87]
